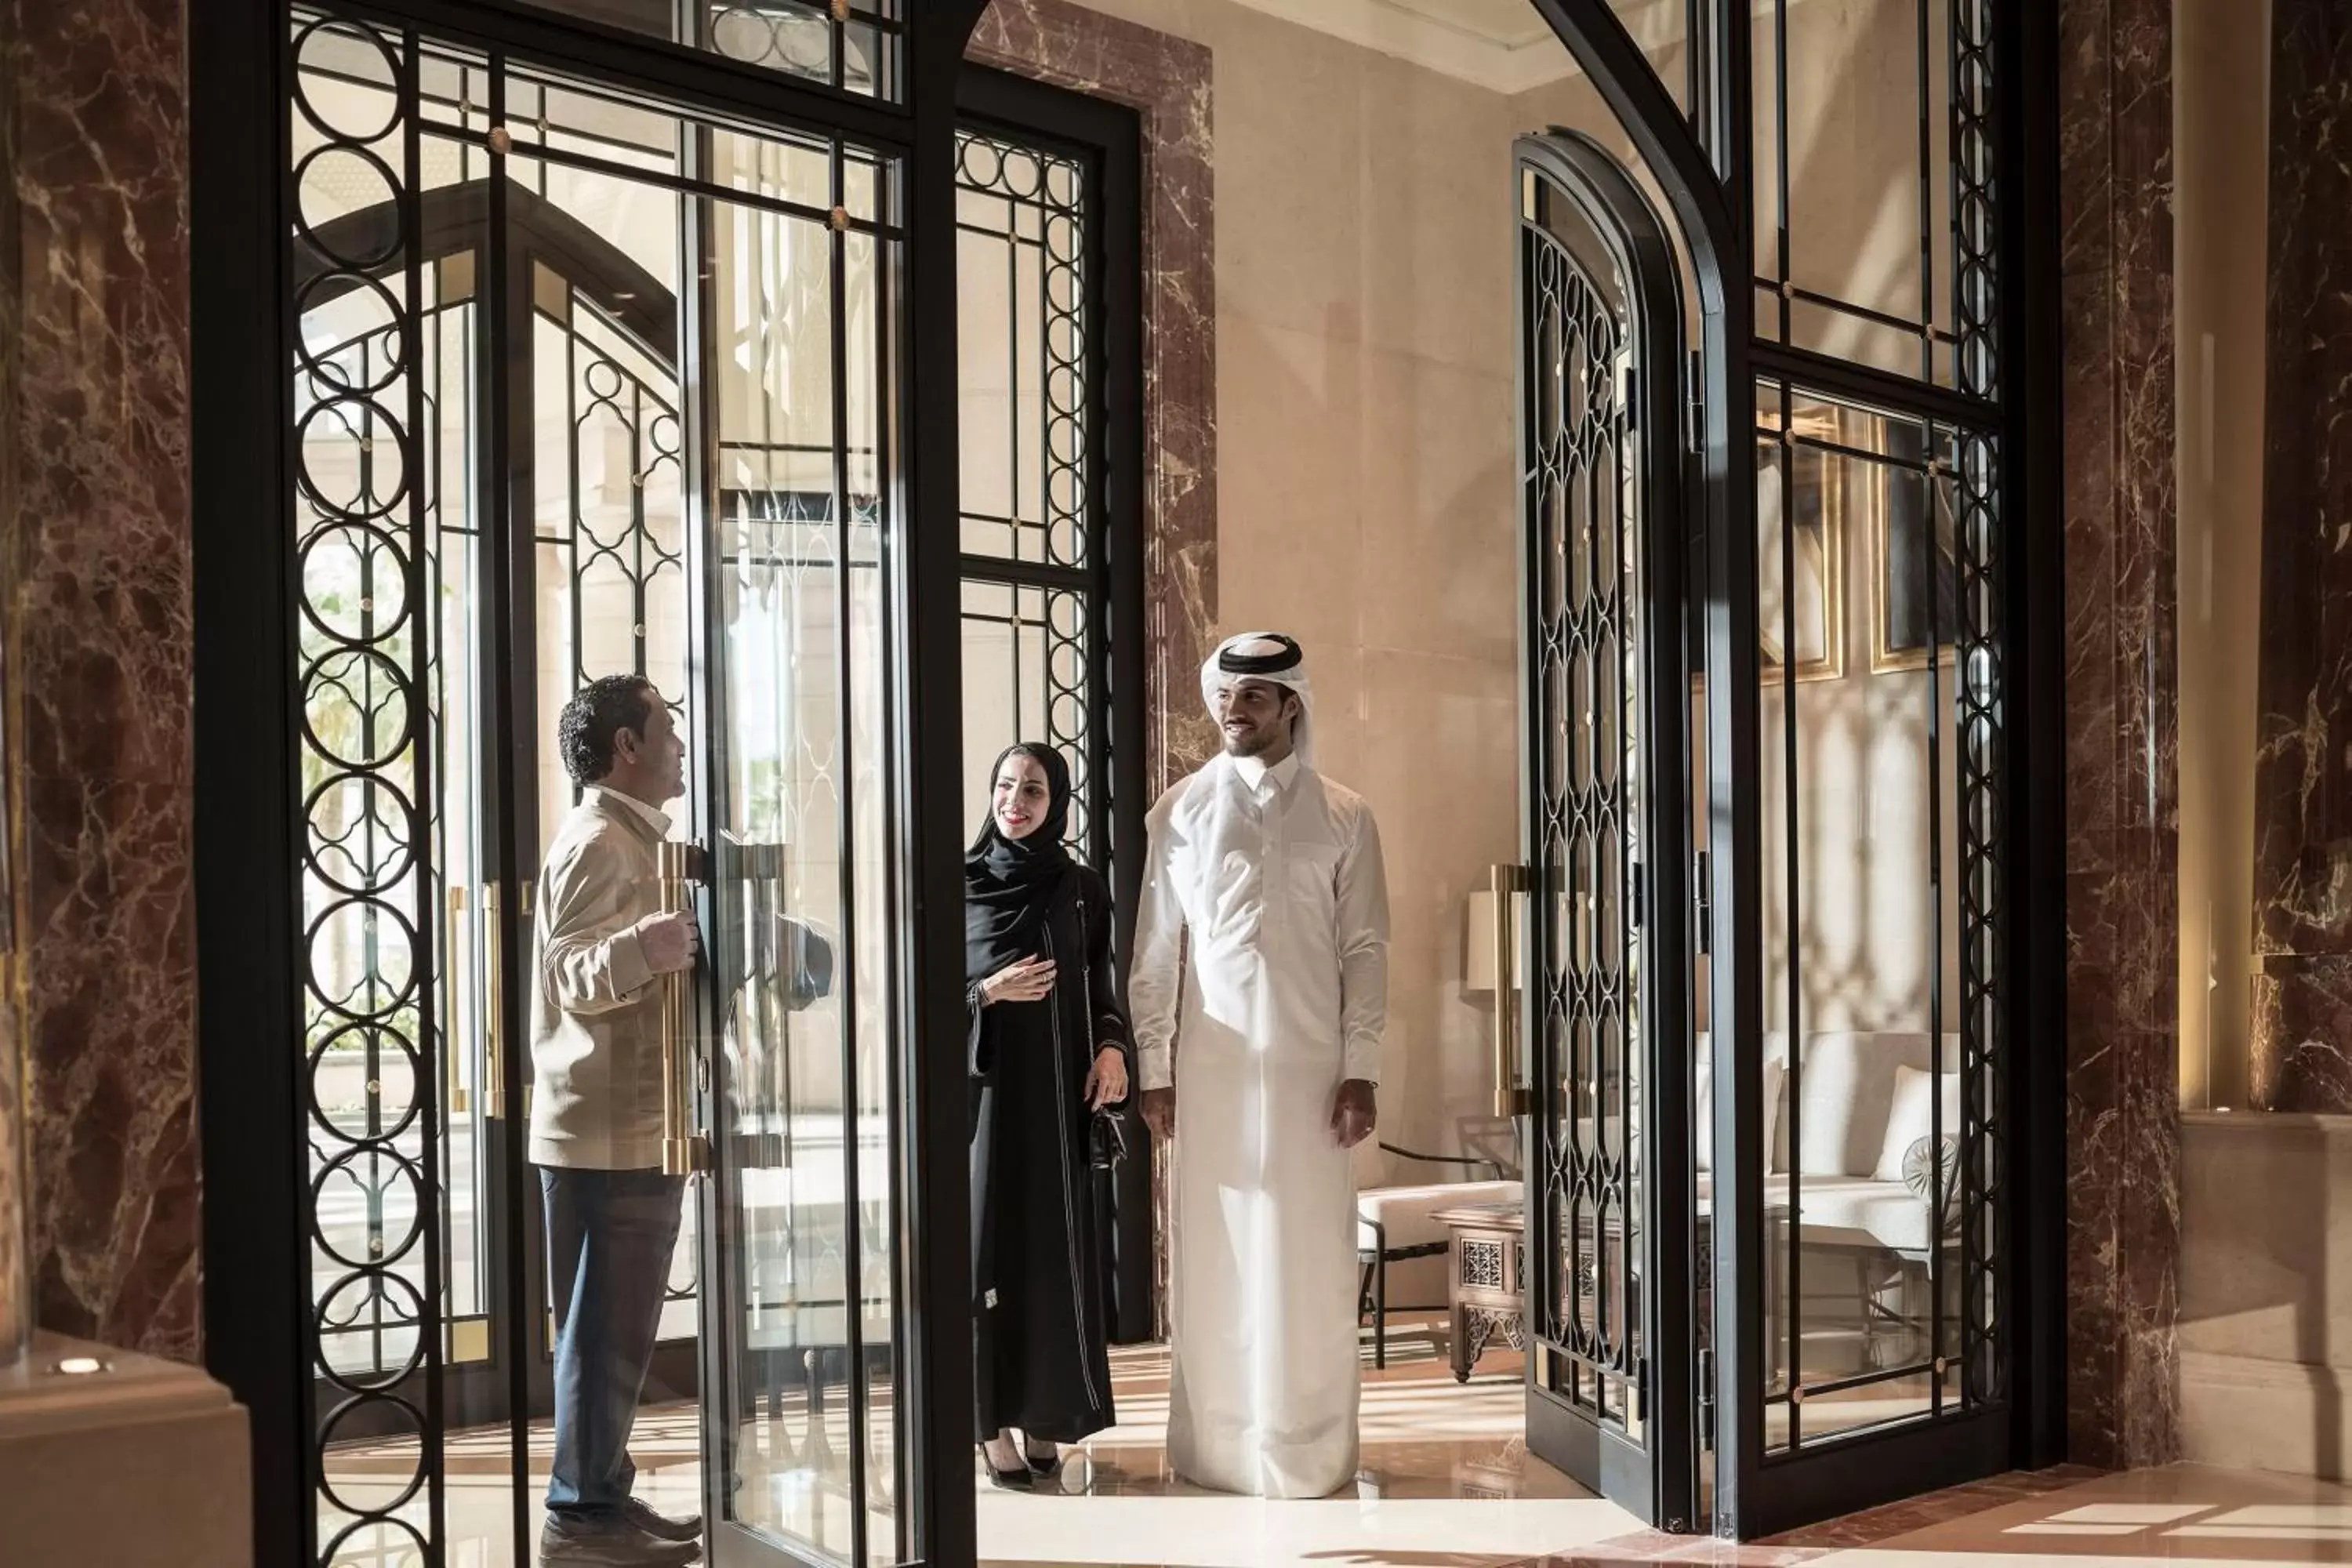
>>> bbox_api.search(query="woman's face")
[992,753,1054,840]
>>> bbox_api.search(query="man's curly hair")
[557,674,657,787]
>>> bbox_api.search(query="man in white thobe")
[1131,632,1391,1499]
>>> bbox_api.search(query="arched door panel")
[1509,131,1698,1532]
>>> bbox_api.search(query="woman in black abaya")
[965,742,1132,1489]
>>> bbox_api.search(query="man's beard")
[1223,725,1272,757]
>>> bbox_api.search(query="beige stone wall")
[1063,0,1540,1179]
[2172,0,2268,1112]
[1055,0,1970,1170]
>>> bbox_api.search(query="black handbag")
[1075,884,1131,1171]
[1089,1105,1131,1170]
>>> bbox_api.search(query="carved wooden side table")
[1433,1200,1527,1381]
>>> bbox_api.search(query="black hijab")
[964,742,1076,986]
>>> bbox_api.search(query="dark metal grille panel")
[1523,212,1643,1428]
[1955,423,2003,1404]
[1952,0,2005,1411]
[515,1,906,101]
[291,12,444,1562]
[955,131,1091,573]
[1953,0,1998,403]
[543,286,688,698]
[1737,0,2013,1461]
[955,127,1104,868]
[960,580,1096,857]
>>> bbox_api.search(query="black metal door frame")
[1522,0,2068,1540]
[194,2,995,1564]
[950,63,1154,1341]
[1512,129,1698,1531]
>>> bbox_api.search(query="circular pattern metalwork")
[955,129,1091,575]
[700,2,886,95]
[292,17,401,146]
[295,394,413,523]
[711,7,833,73]
[292,14,444,1560]
[956,128,1108,868]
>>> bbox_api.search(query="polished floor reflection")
[1520,1465,2352,1566]
[323,1406,706,1567]
[325,1323,2352,1568]
[975,1318,1643,1568]
[1839,1465,2352,1563]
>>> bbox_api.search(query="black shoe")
[1023,1438,1062,1478]
[622,1497,703,1543]
[980,1443,1034,1491]
[540,1513,702,1566]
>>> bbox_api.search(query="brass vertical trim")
[659,843,706,1175]
[1490,863,1532,1118]
[445,884,470,1115]
[482,881,506,1120]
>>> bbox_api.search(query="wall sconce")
[1463,887,1527,993]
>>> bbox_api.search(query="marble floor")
[1528,1465,2352,1566]
[975,1329,1635,1567]
[321,1319,2352,1568]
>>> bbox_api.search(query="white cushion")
[1693,1172,1936,1254]
[1693,1053,1784,1174]
[1781,1032,1959,1177]
[1874,1065,1962,1182]
[1355,1179,1523,1313]
[1355,1180,1523,1254]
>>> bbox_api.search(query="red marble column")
[0,0,198,1359]
[2248,1,2352,1116]
[2059,0,2182,1471]
[967,0,1219,798]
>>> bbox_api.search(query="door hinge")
[1686,349,1704,452]
[1693,850,1711,956]
[1697,1346,1716,1451]
[1621,362,1639,430]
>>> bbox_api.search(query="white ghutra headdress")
[1200,631,1314,768]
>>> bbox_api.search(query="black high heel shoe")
[1023,1438,1062,1479]
[980,1441,1033,1490]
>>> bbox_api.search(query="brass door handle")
[659,842,709,1176]
[445,884,471,1115]
[483,880,507,1120]
[1490,863,1532,1118]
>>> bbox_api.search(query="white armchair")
[1356,1137,1522,1368]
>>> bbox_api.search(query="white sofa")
[1354,1030,1962,1370]
[1736,1029,1963,1249]
[1357,1174,1521,1344]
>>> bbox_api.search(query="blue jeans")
[541,1167,687,1519]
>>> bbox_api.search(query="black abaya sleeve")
[1078,869,1134,1073]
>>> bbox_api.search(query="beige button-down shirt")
[528,788,673,1170]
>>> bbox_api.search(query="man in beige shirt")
[531,674,703,1567]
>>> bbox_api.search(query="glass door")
[1508,133,1699,1531]
[684,121,905,1566]
[285,9,936,1563]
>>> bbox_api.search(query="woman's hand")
[979,955,1056,1006]
[1085,1047,1128,1109]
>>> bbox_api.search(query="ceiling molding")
[1223,0,1563,92]
[1222,0,1788,97]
